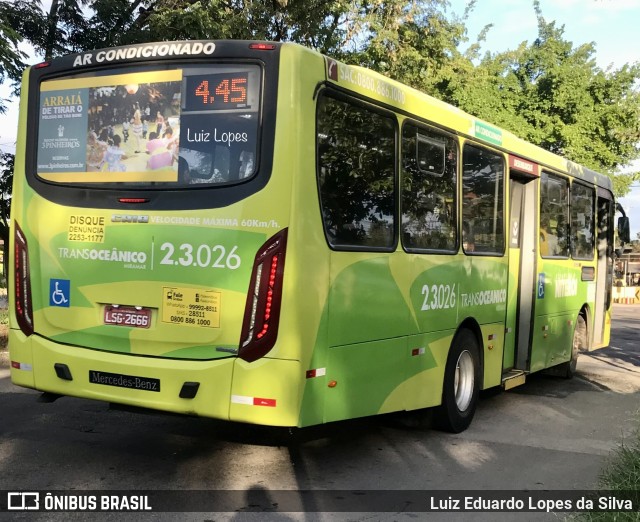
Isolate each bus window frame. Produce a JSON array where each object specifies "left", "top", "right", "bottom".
[
  {"left": 596, "top": 186, "right": 615, "bottom": 258},
  {"left": 400, "top": 118, "right": 459, "bottom": 255},
  {"left": 569, "top": 179, "right": 596, "bottom": 261},
  {"left": 315, "top": 88, "right": 399, "bottom": 253},
  {"left": 23, "top": 49, "right": 280, "bottom": 211},
  {"left": 539, "top": 170, "right": 571, "bottom": 260},
  {"left": 460, "top": 140, "right": 506, "bottom": 257}
]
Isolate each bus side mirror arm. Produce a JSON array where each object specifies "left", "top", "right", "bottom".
[{"left": 617, "top": 215, "right": 631, "bottom": 245}]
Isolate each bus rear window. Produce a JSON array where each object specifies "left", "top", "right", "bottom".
[{"left": 36, "top": 64, "right": 261, "bottom": 187}]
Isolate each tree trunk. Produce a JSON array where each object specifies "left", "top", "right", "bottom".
[{"left": 44, "top": 0, "right": 60, "bottom": 61}]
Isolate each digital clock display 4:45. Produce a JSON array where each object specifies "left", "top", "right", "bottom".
[{"left": 184, "top": 72, "right": 251, "bottom": 111}]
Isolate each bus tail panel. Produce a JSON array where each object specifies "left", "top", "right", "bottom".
[
  {"left": 9, "top": 329, "right": 235, "bottom": 418},
  {"left": 17, "top": 195, "right": 276, "bottom": 361}
]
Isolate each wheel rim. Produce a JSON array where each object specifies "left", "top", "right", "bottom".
[{"left": 454, "top": 349, "right": 475, "bottom": 412}]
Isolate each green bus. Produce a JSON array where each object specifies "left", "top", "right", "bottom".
[{"left": 9, "top": 40, "right": 626, "bottom": 432}]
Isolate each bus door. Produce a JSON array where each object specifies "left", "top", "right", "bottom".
[
  {"left": 592, "top": 190, "right": 614, "bottom": 347},
  {"left": 503, "top": 160, "right": 539, "bottom": 380}
]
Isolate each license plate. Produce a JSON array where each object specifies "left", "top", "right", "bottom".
[{"left": 104, "top": 305, "right": 151, "bottom": 328}]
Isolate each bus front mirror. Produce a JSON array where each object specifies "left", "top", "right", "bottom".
[{"left": 617, "top": 216, "right": 631, "bottom": 244}]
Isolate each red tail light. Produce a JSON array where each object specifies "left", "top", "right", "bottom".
[
  {"left": 14, "top": 222, "right": 34, "bottom": 336},
  {"left": 118, "top": 198, "right": 149, "bottom": 204},
  {"left": 238, "top": 229, "right": 288, "bottom": 362}
]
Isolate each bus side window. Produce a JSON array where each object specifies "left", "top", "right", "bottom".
[
  {"left": 570, "top": 182, "right": 595, "bottom": 260},
  {"left": 316, "top": 94, "right": 396, "bottom": 250},
  {"left": 401, "top": 123, "right": 457, "bottom": 252},
  {"left": 462, "top": 145, "right": 505, "bottom": 255},
  {"left": 540, "top": 172, "right": 570, "bottom": 258}
]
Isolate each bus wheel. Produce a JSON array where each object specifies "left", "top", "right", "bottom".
[
  {"left": 435, "top": 330, "right": 480, "bottom": 433},
  {"left": 561, "top": 314, "right": 587, "bottom": 379}
]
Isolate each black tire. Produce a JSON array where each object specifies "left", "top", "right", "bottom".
[
  {"left": 434, "top": 329, "right": 480, "bottom": 433},
  {"left": 560, "top": 314, "right": 587, "bottom": 379}
]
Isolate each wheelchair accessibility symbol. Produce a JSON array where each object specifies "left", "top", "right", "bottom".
[
  {"left": 537, "top": 273, "right": 545, "bottom": 299},
  {"left": 50, "top": 279, "right": 70, "bottom": 307}
]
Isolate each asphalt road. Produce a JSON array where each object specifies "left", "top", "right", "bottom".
[{"left": 0, "top": 305, "right": 639, "bottom": 521}]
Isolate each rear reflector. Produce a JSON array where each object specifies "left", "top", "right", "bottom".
[
  {"left": 231, "top": 395, "right": 277, "bottom": 407},
  {"left": 306, "top": 368, "right": 326, "bottom": 379},
  {"left": 11, "top": 361, "right": 33, "bottom": 371}
]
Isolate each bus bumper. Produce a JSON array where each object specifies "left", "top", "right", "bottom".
[
  {"left": 9, "top": 330, "right": 302, "bottom": 426},
  {"left": 9, "top": 329, "right": 234, "bottom": 418}
]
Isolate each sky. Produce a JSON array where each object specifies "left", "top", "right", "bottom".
[{"left": 0, "top": 0, "right": 639, "bottom": 236}]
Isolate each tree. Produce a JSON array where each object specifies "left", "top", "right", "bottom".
[
  {"left": 0, "top": 0, "right": 29, "bottom": 110},
  {"left": 2, "top": 0, "right": 89, "bottom": 60},
  {"left": 65, "top": 0, "right": 357, "bottom": 56},
  {"left": 318, "top": 0, "right": 640, "bottom": 197},
  {"left": 349, "top": 0, "right": 469, "bottom": 96},
  {"left": 0, "top": 151, "right": 11, "bottom": 229},
  {"left": 443, "top": 0, "right": 640, "bottom": 196},
  {"left": 0, "top": 151, "right": 12, "bottom": 279}
]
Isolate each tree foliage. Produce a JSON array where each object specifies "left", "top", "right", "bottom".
[
  {"left": 0, "top": 1, "right": 30, "bottom": 108},
  {"left": 351, "top": 0, "right": 469, "bottom": 97},
  {"left": 1, "top": 0, "right": 89, "bottom": 61},
  {"left": 438, "top": 1, "right": 640, "bottom": 193},
  {"left": 53, "top": 0, "right": 360, "bottom": 56},
  {"left": 0, "top": 151, "right": 13, "bottom": 275},
  {"left": 0, "top": 151, "right": 12, "bottom": 231}
]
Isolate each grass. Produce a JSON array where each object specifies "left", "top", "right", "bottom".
[
  {"left": 576, "top": 422, "right": 640, "bottom": 522},
  {"left": 599, "top": 431, "right": 640, "bottom": 491}
]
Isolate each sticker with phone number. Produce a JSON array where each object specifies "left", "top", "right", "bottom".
[{"left": 161, "top": 286, "right": 220, "bottom": 328}]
